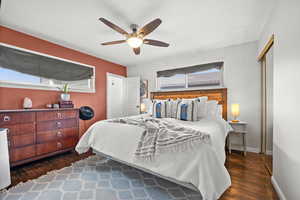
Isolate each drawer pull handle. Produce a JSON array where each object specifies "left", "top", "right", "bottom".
[
  {"left": 3, "top": 116, "right": 10, "bottom": 122},
  {"left": 57, "top": 113, "right": 62, "bottom": 119},
  {"left": 57, "top": 142, "right": 62, "bottom": 149},
  {"left": 56, "top": 122, "right": 62, "bottom": 128},
  {"left": 57, "top": 131, "right": 62, "bottom": 137}
]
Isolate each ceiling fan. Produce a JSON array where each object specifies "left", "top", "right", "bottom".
[{"left": 99, "top": 18, "right": 169, "bottom": 55}]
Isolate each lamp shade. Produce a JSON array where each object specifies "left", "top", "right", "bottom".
[
  {"left": 231, "top": 104, "right": 240, "bottom": 118},
  {"left": 141, "top": 99, "right": 152, "bottom": 114},
  {"left": 140, "top": 103, "right": 146, "bottom": 113}
]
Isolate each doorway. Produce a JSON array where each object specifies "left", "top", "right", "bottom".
[
  {"left": 259, "top": 35, "right": 274, "bottom": 175},
  {"left": 106, "top": 73, "right": 141, "bottom": 119},
  {"left": 107, "top": 73, "right": 125, "bottom": 119}
]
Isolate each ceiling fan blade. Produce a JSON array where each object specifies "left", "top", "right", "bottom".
[
  {"left": 144, "top": 39, "right": 169, "bottom": 47},
  {"left": 138, "top": 18, "right": 162, "bottom": 36},
  {"left": 99, "top": 18, "right": 128, "bottom": 35},
  {"left": 133, "top": 47, "right": 140, "bottom": 55},
  {"left": 101, "top": 40, "right": 126, "bottom": 45}
]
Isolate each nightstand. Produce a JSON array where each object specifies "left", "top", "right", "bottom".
[{"left": 227, "top": 121, "right": 248, "bottom": 156}]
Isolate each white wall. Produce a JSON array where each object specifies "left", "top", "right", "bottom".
[
  {"left": 128, "top": 41, "right": 261, "bottom": 151},
  {"left": 258, "top": 1, "right": 300, "bottom": 199}
]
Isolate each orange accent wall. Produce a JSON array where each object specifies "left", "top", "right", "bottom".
[{"left": 0, "top": 26, "right": 127, "bottom": 135}]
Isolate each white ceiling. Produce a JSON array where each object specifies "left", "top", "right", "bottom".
[{"left": 0, "top": 0, "right": 273, "bottom": 67}]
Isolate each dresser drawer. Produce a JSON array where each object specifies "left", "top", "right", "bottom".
[
  {"left": 36, "top": 118, "right": 78, "bottom": 132},
  {"left": 230, "top": 123, "right": 247, "bottom": 133},
  {"left": 10, "top": 145, "right": 36, "bottom": 163},
  {"left": 0, "top": 112, "right": 35, "bottom": 126},
  {"left": 9, "top": 134, "right": 35, "bottom": 148},
  {"left": 4, "top": 123, "right": 35, "bottom": 136},
  {"left": 36, "top": 141, "right": 59, "bottom": 155},
  {"left": 37, "top": 127, "right": 79, "bottom": 143},
  {"left": 36, "top": 137, "right": 77, "bottom": 155},
  {"left": 36, "top": 110, "right": 78, "bottom": 122}
]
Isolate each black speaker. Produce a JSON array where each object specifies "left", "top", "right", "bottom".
[{"left": 79, "top": 106, "right": 94, "bottom": 120}]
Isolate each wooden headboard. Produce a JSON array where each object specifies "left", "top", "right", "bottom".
[{"left": 150, "top": 88, "right": 227, "bottom": 120}]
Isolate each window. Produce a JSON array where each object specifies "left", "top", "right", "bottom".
[
  {"left": 157, "top": 62, "right": 223, "bottom": 90},
  {"left": 187, "top": 68, "right": 221, "bottom": 87},
  {"left": 0, "top": 44, "right": 95, "bottom": 93},
  {"left": 158, "top": 74, "right": 186, "bottom": 89}
]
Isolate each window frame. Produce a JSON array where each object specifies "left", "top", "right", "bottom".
[
  {"left": 156, "top": 64, "right": 224, "bottom": 91},
  {"left": 0, "top": 43, "right": 96, "bottom": 93}
]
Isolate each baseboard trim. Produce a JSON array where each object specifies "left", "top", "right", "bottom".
[
  {"left": 271, "top": 176, "right": 286, "bottom": 200},
  {"left": 230, "top": 145, "right": 273, "bottom": 155},
  {"left": 230, "top": 146, "right": 260, "bottom": 153},
  {"left": 266, "top": 150, "right": 273, "bottom": 155}
]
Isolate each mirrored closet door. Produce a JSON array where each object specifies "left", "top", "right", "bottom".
[{"left": 260, "top": 35, "right": 274, "bottom": 175}]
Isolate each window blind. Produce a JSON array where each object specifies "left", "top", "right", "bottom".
[
  {"left": 0, "top": 45, "right": 94, "bottom": 81},
  {"left": 157, "top": 62, "right": 223, "bottom": 78}
]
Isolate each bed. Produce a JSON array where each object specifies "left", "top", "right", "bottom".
[{"left": 76, "top": 88, "right": 232, "bottom": 200}]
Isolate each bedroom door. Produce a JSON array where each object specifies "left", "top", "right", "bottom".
[
  {"left": 125, "top": 77, "right": 140, "bottom": 116},
  {"left": 107, "top": 73, "right": 125, "bottom": 119}
]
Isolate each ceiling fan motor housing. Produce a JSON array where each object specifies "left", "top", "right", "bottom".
[{"left": 130, "top": 24, "right": 139, "bottom": 32}]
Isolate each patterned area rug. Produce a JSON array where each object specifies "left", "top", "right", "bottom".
[{"left": 0, "top": 156, "right": 202, "bottom": 200}]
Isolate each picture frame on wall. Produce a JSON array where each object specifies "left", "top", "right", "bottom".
[{"left": 140, "top": 80, "right": 148, "bottom": 99}]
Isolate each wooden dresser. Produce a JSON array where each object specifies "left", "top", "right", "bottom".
[{"left": 0, "top": 108, "right": 79, "bottom": 167}]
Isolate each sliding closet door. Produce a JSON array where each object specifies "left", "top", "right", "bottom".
[
  {"left": 259, "top": 35, "right": 274, "bottom": 175},
  {"left": 265, "top": 46, "right": 274, "bottom": 174}
]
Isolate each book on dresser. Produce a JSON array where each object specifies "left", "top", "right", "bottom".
[
  {"left": 59, "top": 101, "right": 74, "bottom": 108},
  {"left": 0, "top": 108, "right": 79, "bottom": 167}
]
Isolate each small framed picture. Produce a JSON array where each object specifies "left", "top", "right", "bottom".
[{"left": 140, "top": 80, "right": 148, "bottom": 98}]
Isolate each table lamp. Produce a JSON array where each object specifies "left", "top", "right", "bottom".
[
  {"left": 231, "top": 104, "right": 240, "bottom": 122},
  {"left": 140, "top": 103, "right": 146, "bottom": 113}
]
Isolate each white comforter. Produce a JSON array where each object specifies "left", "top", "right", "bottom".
[{"left": 76, "top": 115, "right": 232, "bottom": 200}]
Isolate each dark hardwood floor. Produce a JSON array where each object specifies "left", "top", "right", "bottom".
[
  {"left": 10, "top": 151, "right": 92, "bottom": 188},
  {"left": 221, "top": 151, "right": 278, "bottom": 200},
  {"left": 10, "top": 150, "right": 278, "bottom": 200}
]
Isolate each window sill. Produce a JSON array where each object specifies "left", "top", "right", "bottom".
[{"left": 0, "top": 80, "right": 96, "bottom": 93}]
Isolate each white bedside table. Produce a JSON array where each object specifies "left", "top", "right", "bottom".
[{"left": 227, "top": 121, "right": 248, "bottom": 156}]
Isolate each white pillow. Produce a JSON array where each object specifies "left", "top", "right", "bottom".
[
  {"left": 206, "top": 100, "right": 218, "bottom": 119},
  {"left": 196, "top": 96, "right": 208, "bottom": 120},
  {"left": 181, "top": 98, "right": 195, "bottom": 102},
  {"left": 217, "top": 105, "right": 223, "bottom": 119},
  {"left": 197, "top": 96, "right": 208, "bottom": 102}
]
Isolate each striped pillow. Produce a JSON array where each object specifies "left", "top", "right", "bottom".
[
  {"left": 165, "top": 99, "right": 181, "bottom": 118},
  {"left": 165, "top": 99, "right": 172, "bottom": 118},
  {"left": 152, "top": 100, "right": 166, "bottom": 118},
  {"left": 176, "top": 100, "right": 197, "bottom": 121}
]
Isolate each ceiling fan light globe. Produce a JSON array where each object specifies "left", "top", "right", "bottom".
[{"left": 127, "top": 37, "right": 143, "bottom": 48}]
